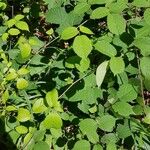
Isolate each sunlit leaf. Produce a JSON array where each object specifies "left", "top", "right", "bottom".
[
  {"left": 17, "top": 108, "right": 31, "bottom": 122},
  {"left": 96, "top": 61, "right": 109, "bottom": 87}
]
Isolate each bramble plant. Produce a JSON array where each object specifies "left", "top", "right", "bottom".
[{"left": 0, "top": 0, "right": 150, "bottom": 149}]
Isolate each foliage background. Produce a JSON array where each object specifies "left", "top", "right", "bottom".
[{"left": 0, "top": 0, "right": 150, "bottom": 149}]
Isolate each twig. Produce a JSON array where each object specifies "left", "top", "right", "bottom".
[
  {"left": 136, "top": 49, "right": 145, "bottom": 103},
  {"left": 24, "top": 36, "right": 60, "bottom": 68},
  {"left": 58, "top": 71, "right": 93, "bottom": 99}
]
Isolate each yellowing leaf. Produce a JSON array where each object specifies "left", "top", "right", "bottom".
[
  {"left": 15, "top": 21, "right": 29, "bottom": 31},
  {"left": 19, "top": 43, "right": 31, "bottom": 58},
  {"left": 17, "top": 108, "right": 31, "bottom": 122},
  {"left": 14, "top": 14, "right": 24, "bottom": 21},
  {"left": 46, "top": 28, "right": 54, "bottom": 35},
  {"left": 17, "top": 68, "right": 29, "bottom": 75},
  {"left": 8, "top": 28, "right": 20, "bottom": 35},
  {"left": 61, "top": 27, "right": 79, "bottom": 40},
  {"left": 42, "top": 113, "right": 62, "bottom": 129},
  {"left": 16, "top": 78, "right": 29, "bottom": 89},
  {"left": 110, "top": 57, "right": 125, "bottom": 75},
  {"left": 2, "top": 89, "right": 9, "bottom": 104},
  {"left": 6, "top": 105, "right": 17, "bottom": 111},
  {"left": 96, "top": 61, "right": 109, "bottom": 88},
  {"left": 6, "top": 19, "right": 16, "bottom": 28},
  {"left": 73, "top": 35, "right": 92, "bottom": 59},
  {"left": 2, "top": 33, "right": 9, "bottom": 41},
  {"left": 79, "top": 26, "right": 94, "bottom": 34},
  {"left": 46, "top": 89, "right": 59, "bottom": 107},
  {"left": 15, "top": 125, "right": 28, "bottom": 134},
  {"left": 33, "top": 98, "right": 47, "bottom": 113},
  {"left": 6, "top": 70, "right": 18, "bottom": 80}
]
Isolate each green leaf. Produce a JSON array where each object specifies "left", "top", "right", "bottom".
[
  {"left": 61, "top": 27, "right": 79, "bottom": 40},
  {"left": 117, "top": 84, "right": 137, "bottom": 102},
  {"left": 32, "top": 98, "right": 47, "bottom": 114},
  {"left": 144, "top": 8, "right": 150, "bottom": 25},
  {"left": 132, "top": 0, "right": 150, "bottom": 7},
  {"left": 112, "top": 102, "right": 134, "bottom": 116},
  {"left": 0, "top": 2, "right": 7, "bottom": 10},
  {"left": 116, "top": 124, "right": 131, "bottom": 138},
  {"left": 143, "top": 113, "right": 150, "bottom": 124},
  {"left": 16, "top": 78, "right": 28, "bottom": 89},
  {"left": 101, "top": 133, "right": 117, "bottom": 144},
  {"left": 97, "top": 115, "right": 116, "bottom": 132},
  {"left": 110, "top": 57, "right": 125, "bottom": 75},
  {"left": 91, "top": 7, "right": 109, "bottom": 19},
  {"left": 73, "top": 35, "right": 92, "bottom": 58},
  {"left": 88, "top": 0, "right": 106, "bottom": 4},
  {"left": 46, "top": 7, "right": 68, "bottom": 24},
  {"left": 107, "top": 14, "right": 126, "bottom": 35},
  {"left": 73, "top": 2, "right": 90, "bottom": 14},
  {"left": 6, "top": 19, "right": 16, "bottom": 28},
  {"left": 14, "top": 14, "right": 24, "bottom": 21},
  {"left": 93, "top": 145, "right": 103, "bottom": 150},
  {"left": 34, "top": 141, "right": 49, "bottom": 150},
  {"left": 15, "top": 125, "right": 28, "bottom": 134},
  {"left": 17, "top": 108, "right": 31, "bottom": 122},
  {"left": 94, "top": 40, "right": 117, "bottom": 57},
  {"left": 73, "top": 140, "right": 90, "bottom": 150},
  {"left": 42, "top": 113, "right": 62, "bottom": 129},
  {"left": 134, "top": 38, "right": 150, "bottom": 56},
  {"left": 8, "top": 28, "right": 20, "bottom": 35},
  {"left": 79, "top": 26, "right": 94, "bottom": 34},
  {"left": 108, "top": 0, "right": 128, "bottom": 14},
  {"left": 15, "top": 21, "right": 29, "bottom": 31},
  {"left": 79, "top": 119, "right": 98, "bottom": 143},
  {"left": 76, "top": 58, "right": 90, "bottom": 72},
  {"left": 46, "top": 89, "right": 59, "bottom": 107},
  {"left": 140, "top": 57, "right": 150, "bottom": 80},
  {"left": 19, "top": 43, "right": 31, "bottom": 58},
  {"left": 106, "top": 142, "right": 117, "bottom": 150},
  {"left": 96, "top": 61, "right": 109, "bottom": 88}
]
